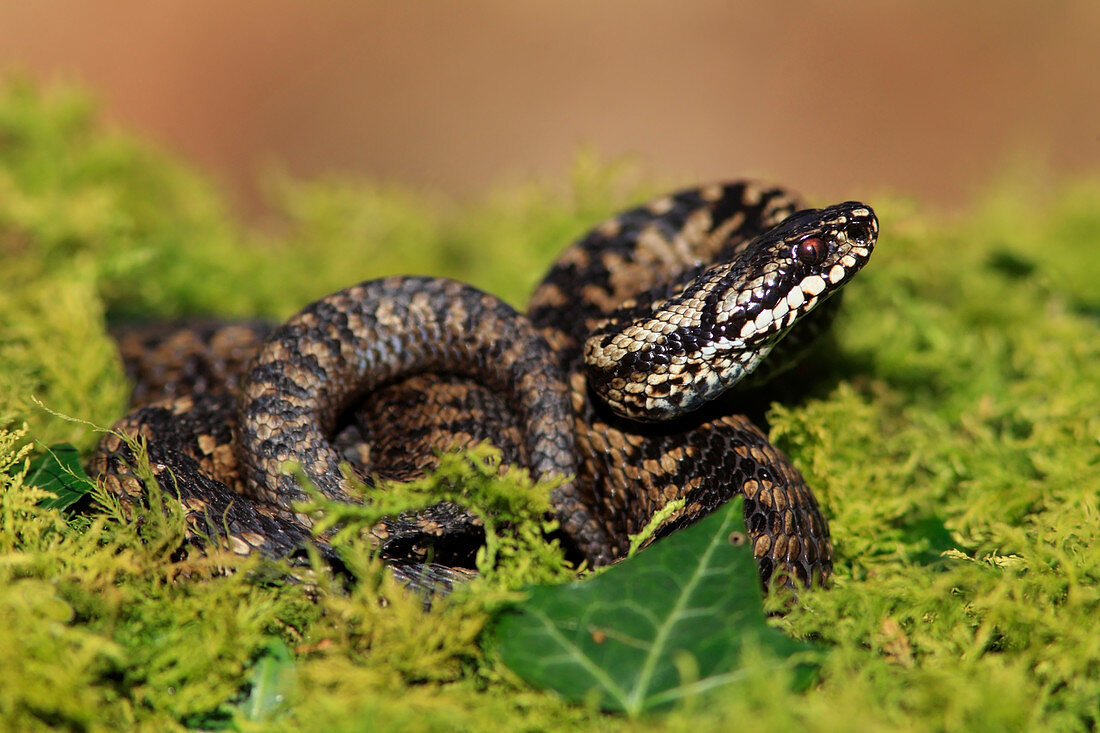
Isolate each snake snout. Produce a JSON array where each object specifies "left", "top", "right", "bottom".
[
  {"left": 801, "top": 202, "right": 878, "bottom": 293},
  {"left": 837, "top": 203, "right": 878, "bottom": 254}
]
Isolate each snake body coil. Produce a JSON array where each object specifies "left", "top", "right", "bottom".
[{"left": 92, "top": 182, "right": 877, "bottom": 588}]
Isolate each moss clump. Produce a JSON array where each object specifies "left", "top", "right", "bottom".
[{"left": 1, "top": 78, "right": 1098, "bottom": 730}]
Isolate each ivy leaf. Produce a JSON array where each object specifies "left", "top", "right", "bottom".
[
  {"left": 26, "top": 443, "right": 95, "bottom": 510},
  {"left": 494, "top": 497, "right": 818, "bottom": 715}
]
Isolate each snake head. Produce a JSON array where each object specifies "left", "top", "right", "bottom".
[
  {"left": 721, "top": 201, "right": 878, "bottom": 346},
  {"left": 584, "top": 201, "right": 878, "bottom": 421}
]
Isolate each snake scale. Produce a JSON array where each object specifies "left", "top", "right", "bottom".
[{"left": 90, "top": 181, "right": 877, "bottom": 590}]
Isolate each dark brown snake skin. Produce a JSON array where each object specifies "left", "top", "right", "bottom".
[{"left": 91, "top": 182, "right": 878, "bottom": 589}]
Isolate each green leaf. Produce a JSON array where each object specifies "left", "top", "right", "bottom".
[
  {"left": 238, "top": 639, "right": 296, "bottom": 722},
  {"left": 494, "top": 497, "right": 818, "bottom": 715},
  {"left": 26, "top": 442, "right": 95, "bottom": 510}
]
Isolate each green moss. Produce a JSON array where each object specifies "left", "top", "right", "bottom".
[{"left": 1, "top": 78, "right": 1098, "bottom": 730}]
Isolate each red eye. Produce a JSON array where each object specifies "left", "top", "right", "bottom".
[{"left": 795, "top": 237, "right": 827, "bottom": 264}]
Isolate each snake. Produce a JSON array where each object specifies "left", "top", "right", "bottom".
[{"left": 89, "top": 181, "right": 877, "bottom": 590}]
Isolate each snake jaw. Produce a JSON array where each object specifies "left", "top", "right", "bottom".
[{"left": 584, "top": 201, "right": 877, "bottom": 422}]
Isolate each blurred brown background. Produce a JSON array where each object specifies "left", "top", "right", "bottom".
[{"left": 2, "top": 1, "right": 1098, "bottom": 216}]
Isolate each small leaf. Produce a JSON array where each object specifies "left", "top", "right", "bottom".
[
  {"left": 26, "top": 443, "right": 95, "bottom": 510},
  {"left": 239, "top": 639, "right": 296, "bottom": 722},
  {"left": 494, "top": 497, "right": 817, "bottom": 715}
]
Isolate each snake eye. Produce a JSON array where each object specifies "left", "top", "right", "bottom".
[{"left": 794, "top": 237, "right": 828, "bottom": 265}]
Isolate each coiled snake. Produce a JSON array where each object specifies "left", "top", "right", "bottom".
[{"left": 91, "top": 182, "right": 877, "bottom": 589}]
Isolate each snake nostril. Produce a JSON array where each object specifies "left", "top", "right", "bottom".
[{"left": 845, "top": 221, "right": 874, "bottom": 246}]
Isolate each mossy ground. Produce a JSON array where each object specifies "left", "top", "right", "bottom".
[{"left": 1, "top": 79, "right": 1098, "bottom": 731}]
